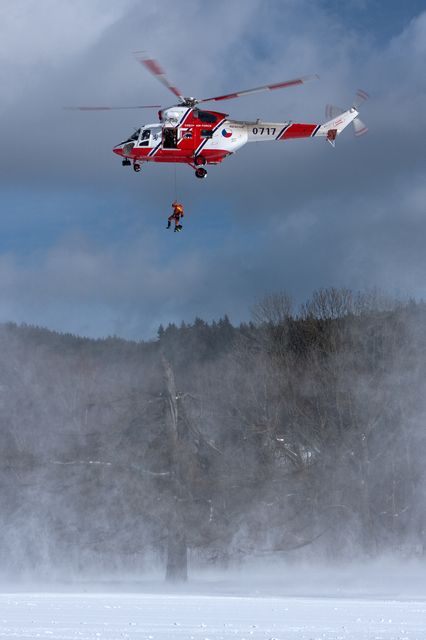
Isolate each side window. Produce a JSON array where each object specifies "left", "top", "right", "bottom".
[
  {"left": 139, "top": 129, "right": 150, "bottom": 146},
  {"left": 201, "top": 129, "right": 213, "bottom": 138},
  {"left": 195, "top": 110, "right": 217, "bottom": 123}
]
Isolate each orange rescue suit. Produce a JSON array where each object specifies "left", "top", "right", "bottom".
[{"left": 168, "top": 202, "right": 184, "bottom": 224}]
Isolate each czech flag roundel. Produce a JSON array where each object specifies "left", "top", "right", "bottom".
[{"left": 221, "top": 129, "right": 232, "bottom": 138}]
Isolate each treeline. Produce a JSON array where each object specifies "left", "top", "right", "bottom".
[{"left": 0, "top": 289, "right": 425, "bottom": 580}]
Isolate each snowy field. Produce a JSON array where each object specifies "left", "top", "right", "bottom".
[{"left": 0, "top": 591, "right": 425, "bottom": 640}]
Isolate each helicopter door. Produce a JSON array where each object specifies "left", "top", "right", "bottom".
[{"left": 163, "top": 127, "right": 178, "bottom": 149}]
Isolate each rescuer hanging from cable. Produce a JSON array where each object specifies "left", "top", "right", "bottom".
[{"left": 167, "top": 200, "right": 184, "bottom": 232}]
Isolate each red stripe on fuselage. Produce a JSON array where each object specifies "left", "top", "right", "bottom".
[
  {"left": 132, "top": 148, "right": 230, "bottom": 164},
  {"left": 279, "top": 123, "right": 317, "bottom": 139}
]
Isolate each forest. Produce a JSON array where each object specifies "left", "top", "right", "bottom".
[{"left": 0, "top": 288, "right": 425, "bottom": 582}]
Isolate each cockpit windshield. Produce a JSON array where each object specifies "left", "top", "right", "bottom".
[{"left": 123, "top": 128, "right": 141, "bottom": 144}]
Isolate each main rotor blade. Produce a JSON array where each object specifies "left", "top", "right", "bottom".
[
  {"left": 134, "top": 52, "right": 184, "bottom": 101},
  {"left": 64, "top": 105, "right": 161, "bottom": 111},
  {"left": 198, "top": 74, "right": 319, "bottom": 104}
]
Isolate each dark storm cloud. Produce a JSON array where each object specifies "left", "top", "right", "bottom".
[{"left": 0, "top": 1, "right": 424, "bottom": 338}]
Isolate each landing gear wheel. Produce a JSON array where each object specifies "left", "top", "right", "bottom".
[
  {"left": 122, "top": 159, "right": 131, "bottom": 167},
  {"left": 133, "top": 163, "right": 141, "bottom": 173},
  {"left": 195, "top": 167, "right": 207, "bottom": 179},
  {"left": 194, "top": 156, "right": 206, "bottom": 166}
]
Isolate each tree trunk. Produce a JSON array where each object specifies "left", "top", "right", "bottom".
[
  {"left": 162, "top": 354, "right": 189, "bottom": 582},
  {"left": 166, "top": 522, "right": 188, "bottom": 582}
]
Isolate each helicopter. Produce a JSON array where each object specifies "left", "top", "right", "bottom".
[{"left": 68, "top": 54, "right": 368, "bottom": 179}]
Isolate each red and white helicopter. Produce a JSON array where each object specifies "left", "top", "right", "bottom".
[{"left": 69, "top": 54, "right": 368, "bottom": 179}]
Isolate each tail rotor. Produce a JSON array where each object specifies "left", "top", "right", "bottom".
[
  {"left": 352, "top": 115, "right": 368, "bottom": 137},
  {"left": 325, "top": 89, "right": 369, "bottom": 138},
  {"left": 352, "top": 89, "right": 369, "bottom": 110}
]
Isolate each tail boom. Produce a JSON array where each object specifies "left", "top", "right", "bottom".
[{"left": 239, "top": 107, "right": 359, "bottom": 144}]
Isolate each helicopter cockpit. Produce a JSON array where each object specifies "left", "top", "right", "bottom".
[
  {"left": 122, "top": 128, "right": 141, "bottom": 144},
  {"left": 120, "top": 126, "right": 162, "bottom": 149}
]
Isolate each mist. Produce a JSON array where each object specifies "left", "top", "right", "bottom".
[{"left": 0, "top": 289, "right": 424, "bottom": 589}]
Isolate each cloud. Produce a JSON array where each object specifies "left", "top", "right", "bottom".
[{"left": 0, "top": 0, "right": 133, "bottom": 112}]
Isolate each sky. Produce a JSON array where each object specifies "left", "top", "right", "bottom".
[{"left": 0, "top": 0, "right": 425, "bottom": 339}]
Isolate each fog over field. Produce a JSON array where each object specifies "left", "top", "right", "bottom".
[
  {"left": 1, "top": 562, "right": 426, "bottom": 639},
  {"left": 1, "top": 289, "right": 425, "bottom": 635},
  {"left": 0, "top": 292, "right": 425, "bottom": 583}
]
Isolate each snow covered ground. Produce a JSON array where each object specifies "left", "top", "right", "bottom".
[{"left": 0, "top": 590, "right": 425, "bottom": 640}]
